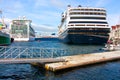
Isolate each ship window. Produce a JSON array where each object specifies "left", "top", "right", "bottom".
[
  {"left": 81, "top": 9, "right": 83, "bottom": 11},
  {"left": 70, "top": 12, "right": 106, "bottom": 16},
  {"left": 70, "top": 17, "right": 105, "bottom": 20},
  {"left": 94, "top": 9, "right": 98, "bottom": 11},
  {"left": 69, "top": 21, "right": 108, "bottom": 24}
]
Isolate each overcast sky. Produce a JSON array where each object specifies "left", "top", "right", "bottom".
[{"left": 0, "top": 0, "right": 120, "bottom": 34}]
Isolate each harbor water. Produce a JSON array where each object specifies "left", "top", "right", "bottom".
[{"left": 0, "top": 40, "right": 120, "bottom": 80}]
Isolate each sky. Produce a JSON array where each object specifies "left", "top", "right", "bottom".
[{"left": 0, "top": 0, "right": 120, "bottom": 35}]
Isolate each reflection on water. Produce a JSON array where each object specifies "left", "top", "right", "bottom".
[
  {"left": 0, "top": 41, "right": 120, "bottom": 80},
  {"left": 10, "top": 41, "right": 104, "bottom": 54},
  {"left": 31, "top": 61, "right": 120, "bottom": 80},
  {"left": 5, "top": 61, "right": 118, "bottom": 80}
]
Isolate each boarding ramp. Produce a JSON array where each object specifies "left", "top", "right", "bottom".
[{"left": 0, "top": 46, "right": 69, "bottom": 64}]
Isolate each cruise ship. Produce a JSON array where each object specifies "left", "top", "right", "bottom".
[
  {"left": 10, "top": 16, "right": 35, "bottom": 41},
  {"left": 58, "top": 5, "right": 110, "bottom": 44}
]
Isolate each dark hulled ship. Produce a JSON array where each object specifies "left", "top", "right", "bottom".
[{"left": 58, "top": 5, "right": 110, "bottom": 44}]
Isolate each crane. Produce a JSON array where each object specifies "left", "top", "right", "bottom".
[{"left": 0, "top": 10, "right": 6, "bottom": 29}]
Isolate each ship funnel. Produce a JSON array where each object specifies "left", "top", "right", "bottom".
[
  {"left": 78, "top": 5, "right": 82, "bottom": 7},
  {"left": 67, "top": 5, "right": 71, "bottom": 7}
]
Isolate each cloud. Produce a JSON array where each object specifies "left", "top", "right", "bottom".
[
  {"left": 51, "top": 0, "right": 65, "bottom": 9},
  {"left": 1, "top": 17, "right": 58, "bottom": 33},
  {"left": 14, "top": 1, "right": 23, "bottom": 9},
  {"left": 50, "top": 0, "right": 85, "bottom": 10},
  {"left": 27, "top": 10, "right": 61, "bottom": 24},
  {"left": 0, "top": 17, "right": 11, "bottom": 23},
  {"left": 34, "top": 0, "right": 49, "bottom": 9},
  {"left": 107, "top": 14, "right": 120, "bottom": 26},
  {"left": 95, "top": 0, "right": 112, "bottom": 7},
  {"left": 7, "top": 1, "right": 23, "bottom": 10},
  {"left": 2, "top": 1, "right": 24, "bottom": 15},
  {"left": 32, "top": 23, "right": 58, "bottom": 32},
  {"left": 4, "top": 18, "right": 11, "bottom": 24}
]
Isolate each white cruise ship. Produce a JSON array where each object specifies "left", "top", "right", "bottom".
[
  {"left": 10, "top": 16, "right": 35, "bottom": 41},
  {"left": 58, "top": 5, "right": 110, "bottom": 44}
]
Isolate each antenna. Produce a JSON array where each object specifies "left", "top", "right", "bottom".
[
  {"left": 0, "top": 10, "right": 6, "bottom": 27},
  {"left": 0, "top": 10, "right": 2, "bottom": 14},
  {"left": 0, "top": 10, "right": 2, "bottom": 19},
  {"left": 18, "top": 16, "right": 21, "bottom": 20},
  {"left": 118, "top": 16, "right": 120, "bottom": 25},
  {"left": 23, "top": 16, "right": 26, "bottom": 20}
]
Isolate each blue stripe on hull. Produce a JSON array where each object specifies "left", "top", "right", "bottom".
[
  {"left": 70, "top": 34, "right": 108, "bottom": 44},
  {"left": 59, "top": 28, "right": 110, "bottom": 45},
  {"left": 59, "top": 34, "right": 108, "bottom": 44}
]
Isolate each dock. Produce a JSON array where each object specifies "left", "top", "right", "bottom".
[
  {"left": 0, "top": 46, "right": 120, "bottom": 72},
  {"left": 44, "top": 50, "right": 120, "bottom": 72},
  {"left": 0, "top": 58, "right": 65, "bottom": 64}
]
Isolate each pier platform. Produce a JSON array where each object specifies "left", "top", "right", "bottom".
[
  {"left": 44, "top": 50, "right": 120, "bottom": 72},
  {"left": 0, "top": 58, "right": 65, "bottom": 64}
]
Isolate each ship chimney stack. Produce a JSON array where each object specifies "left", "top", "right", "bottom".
[
  {"left": 67, "top": 5, "right": 71, "bottom": 7},
  {"left": 78, "top": 5, "right": 82, "bottom": 7}
]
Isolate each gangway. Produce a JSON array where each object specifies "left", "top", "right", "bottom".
[{"left": 0, "top": 46, "right": 67, "bottom": 64}]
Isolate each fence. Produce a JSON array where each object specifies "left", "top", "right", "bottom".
[{"left": 0, "top": 46, "right": 73, "bottom": 59}]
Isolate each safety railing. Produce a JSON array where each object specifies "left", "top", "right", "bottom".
[{"left": 0, "top": 46, "right": 73, "bottom": 59}]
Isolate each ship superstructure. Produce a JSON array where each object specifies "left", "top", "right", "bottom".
[
  {"left": 10, "top": 16, "right": 35, "bottom": 41},
  {"left": 58, "top": 5, "right": 110, "bottom": 44}
]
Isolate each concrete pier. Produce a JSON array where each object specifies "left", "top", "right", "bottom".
[
  {"left": 0, "top": 58, "right": 65, "bottom": 64},
  {"left": 44, "top": 50, "right": 120, "bottom": 72}
]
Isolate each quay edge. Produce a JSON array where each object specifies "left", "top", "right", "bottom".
[{"left": 44, "top": 50, "right": 120, "bottom": 72}]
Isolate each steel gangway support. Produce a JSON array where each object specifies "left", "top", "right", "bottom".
[{"left": 0, "top": 46, "right": 72, "bottom": 64}]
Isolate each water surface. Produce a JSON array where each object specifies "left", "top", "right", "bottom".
[{"left": 0, "top": 41, "right": 119, "bottom": 80}]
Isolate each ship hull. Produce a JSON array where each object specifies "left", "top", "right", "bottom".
[
  {"left": 0, "top": 36, "right": 11, "bottom": 46},
  {"left": 10, "top": 17, "right": 35, "bottom": 42},
  {"left": 14, "top": 37, "right": 35, "bottom": 42},
  {"left": 59, "top": 28, "right": 110, "bottom": 45}
]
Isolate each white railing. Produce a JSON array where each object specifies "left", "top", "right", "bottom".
[{"left": 0, "top": 46, "right": 71, "bottom": 59}]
